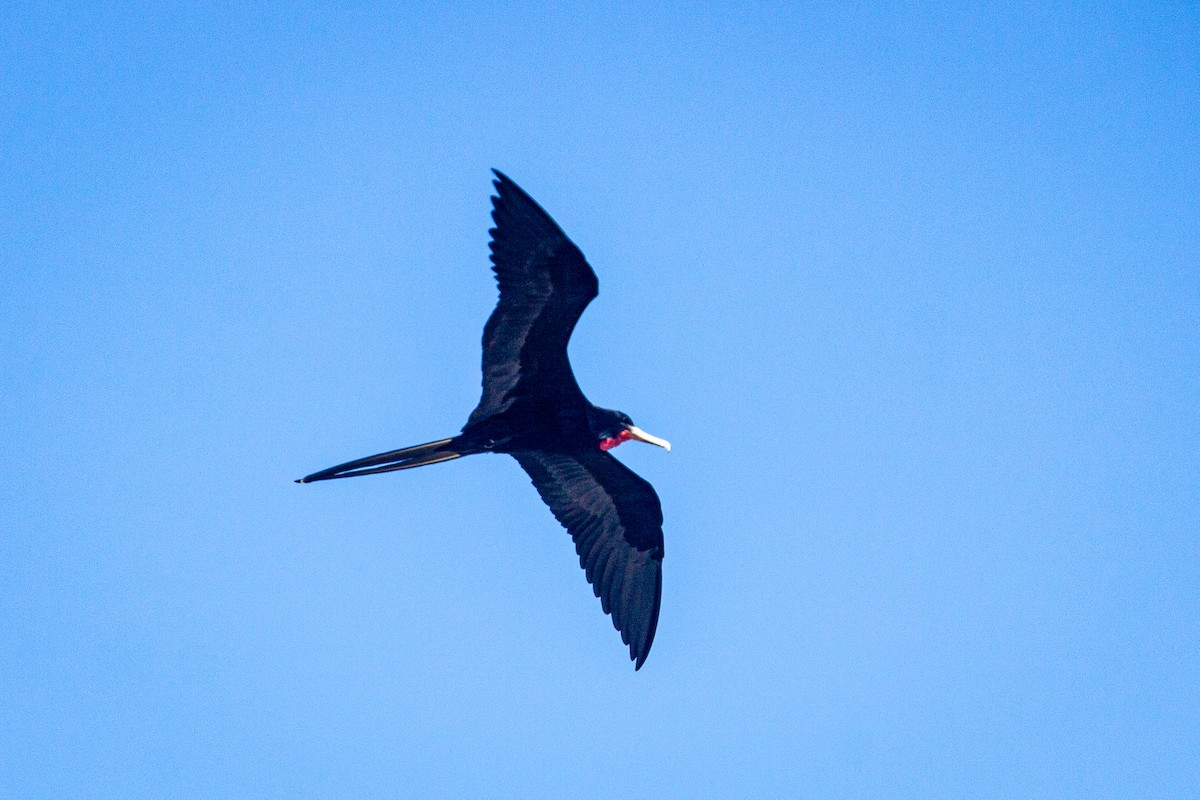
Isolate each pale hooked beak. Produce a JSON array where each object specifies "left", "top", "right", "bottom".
[{"left": 627, "top": 425, "right": 672, "bottom": 452}]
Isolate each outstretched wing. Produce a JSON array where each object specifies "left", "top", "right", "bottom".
[
  {"left": 466, "top": 170, "right": 599, "bottom": 427},
  {"left": 510, "top": 449, "right": 664, "bottom": 669}
]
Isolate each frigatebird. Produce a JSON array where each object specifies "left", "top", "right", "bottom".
[{"left": 298, "top": 171, "right": 671, "bottom": 669}]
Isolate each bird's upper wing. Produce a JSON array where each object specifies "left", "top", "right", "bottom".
[
  {"left": 510, "top": 449, "right": 664, "bottom": 669},
  {"left": 466, "top": 171, "right": 599, "bottom": 427}
]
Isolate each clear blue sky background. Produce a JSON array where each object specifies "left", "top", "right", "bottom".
[{"left": 2, "top": 3, "right": 1197, "bottom": 797}]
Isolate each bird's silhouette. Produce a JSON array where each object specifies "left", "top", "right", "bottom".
[{"left": 298, "top": 170, "right": 671, "bottom": 669}]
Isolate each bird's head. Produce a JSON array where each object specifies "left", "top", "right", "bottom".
[{"left": 589, "top": 407, "right": 671, "bottom": 453}]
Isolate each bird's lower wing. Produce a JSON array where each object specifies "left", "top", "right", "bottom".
[{"left": 510, "top": 449, "right": 664, "bottom": 669}]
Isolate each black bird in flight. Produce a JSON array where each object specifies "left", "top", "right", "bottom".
[{"left": 298, "top": 171, "right": 671, "bottom": 669}]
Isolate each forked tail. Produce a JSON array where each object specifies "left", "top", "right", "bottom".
[{"left": 296, "top": 436, "right": 472, "bottom": 483}]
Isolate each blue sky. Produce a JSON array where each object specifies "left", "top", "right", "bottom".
[{"left": 2, "top": 3, "right": 1197, "bottom": 797}]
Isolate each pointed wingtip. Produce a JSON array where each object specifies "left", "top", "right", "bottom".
[
  {"left": 490, "top": 169, "right": 508, "bottom": 206},
  {"left": 633, "top": 637, "right": 652, "bottom": 670},
  {"left": 491, "top": 168, "right": 510, "bottom": 191}
]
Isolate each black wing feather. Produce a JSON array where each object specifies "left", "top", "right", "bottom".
[
  {"left": 467, "top": 171, "right": 599, "bottom": 427},
  {"left": 511, "top": 449, "right": 664, "bottom": 669}
]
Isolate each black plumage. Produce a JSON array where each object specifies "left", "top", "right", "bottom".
[{"left": 298, "top": 171, "right": 671, "bottom": 669}]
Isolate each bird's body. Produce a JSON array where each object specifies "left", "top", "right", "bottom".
[{"left": 298, "top": 171, "right": 671, "bottom": 669}]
